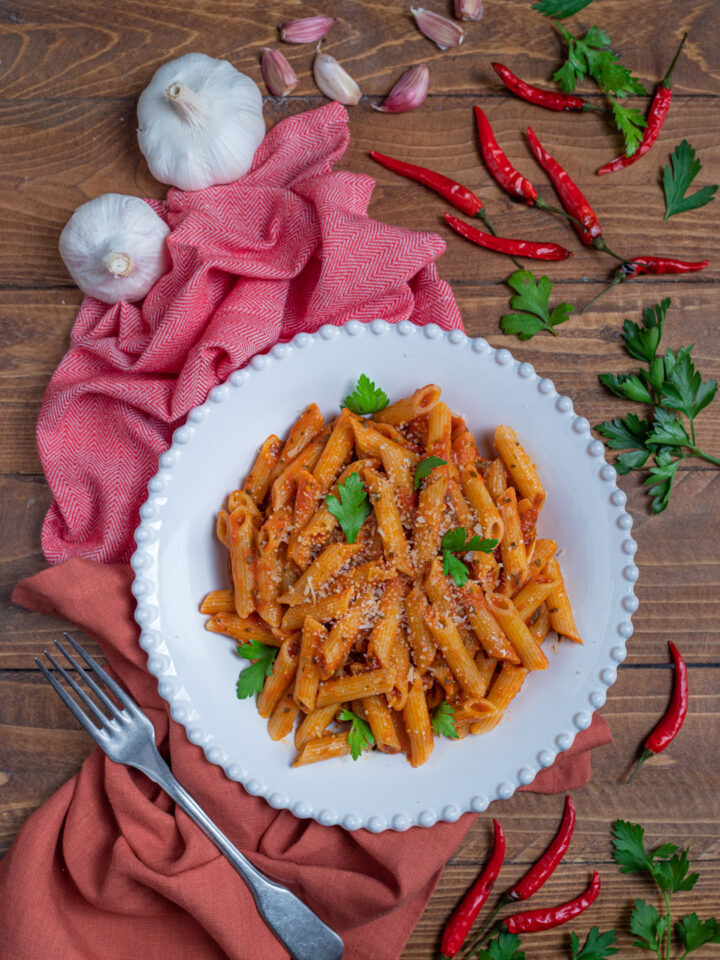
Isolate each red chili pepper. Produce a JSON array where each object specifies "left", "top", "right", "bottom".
[
  {"left": 598, "top": 34, "right": 687, "bottom": 175},
  {"left": 503, "top": 871, "right": 601, "bottom": 934},
  {"left": 474, "top": 107, "right": 538, "bottom": 205},
  {"left": 440, "top": 819, "right": 505, "bottom": 959},
  {"left": 620, "top": 255, "right": 710, "bottom": 278},
  {"left": 628, "top": 641, "right": 688, "bottom": 785},
  {"left": 368, "top": 150, "right": 485, "bottom": 219},
  {"left": 444, "top": 214, "right": 573, "bottom": 261},
  {"left": 492, "top": 63, "right": 603, "bottom": 113},
  {"left": 507, "top": 795, "right": 576, "bottom": 901}
]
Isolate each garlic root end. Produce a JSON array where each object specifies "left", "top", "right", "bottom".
[{"left": 104, "top": 251, "right": 134, "bottom": 277}]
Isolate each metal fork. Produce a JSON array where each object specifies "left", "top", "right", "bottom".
[{"left": 36, "top": 634, "right": 344, "bottom": 960}]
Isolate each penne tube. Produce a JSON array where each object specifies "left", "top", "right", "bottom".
[
  {"left": 403, "top": 677, "right": 434, "bottom": 767},
  {"left": 286, "top": 469, "right": 322, "bottom": 562},
  {"left": 474, "top": 653, "right": 499, "bottom": 696},
  {"left": 352, "top": 420, "right": 418, "bottom": 516},
  {"left": 471, "top": 662, "right": 529, "bottom": 735},
  {"left": 450, "top": 415, "right": 467, "bottom": 445},
  {"left": 295, "top": 704, "right": 339, "bottom": 750},
  {"left": 461, "top": 580, "right": 518, "bottom": 663},
  {"left": 280, "top": 586, "right": 354, "bottom": 631},
  {"left": 447, "top": 476, "right": 476, "bottom": 530},
  {"left": 271, "top": 426, "right": 331, "bottom": 511},
  {"left": 494, "top": 425, "right": 545, "bottom": 509},
  {"left": 512, "top": 576, "right": 558, "bottom": 623},
  {"left": 243, "top": 435, "right": 283, "bottom": 506},
  {"left": 257, "top": 635, "right": 300, "bottom": 718},
  {"left": 293, "top": 733, "right": 352, "bottom": 766},
  {"left": 428, "top": 653, "right": 461, "bottom": 702},
  {"left": 447, "top": 478, "right": 500, "bottom": 590},
  {"left": 414, "top": 469, "right": 449, "bottom": 569},
  {"left": 457, "top": 458, "right": 504, "bottom": 542},
  {"left": 386, "top": 635, "right": 411, "bottom": 711},
  {"left": 313, "top": 407, "right": 357, "bottom": 494},
  {"left": 497, "top": 487, "right": 528, "bottom": 593},
  {"left": 372, "top": 383, "right": 441, "bottom": 426},
  {"left": 270, "top": 403, "right": 324, "bottom": 484},
  {"left": 228, "top": 489, "right": 263, "bottom": 522},
  {"left": 544, "top": 558, "right": 582, "bottom": 643},
  {"left": 524, "top": 538, "right": 557, "bottom": 586},
  {"left": 427, "top": 401, "right": 452, "bottom": 462},
  {"left": 486, "top": 458, "right": 509, "bottom": 504},
  {"left": 518, "top": 497, "right": 538, "bottom": 556},
  {"left": 267, "top": 689, "right": 301, "bottom": 741},
  {"left": 404, "top": 584, "right": 437, "bottom": 675},
  {"left": 391, "top": 706, "right": 412, "bottom": 755},
  {"left": 528, "top": 602, "right": 551, "bottom": 645},
  {"left": 315, "top": 668, "right": 393, "bottom": 707},
  {"left": 424, "top": 556, "right": 456, "bottom": 610},
  {"left": 294, "top": 617, "right": 326, "bottom": 713},
  {"left": 200, "top": 589, "right": 234, "bottom": 614},
  {"left": 486, "top": 594, "right": 549, "bottom": 670},
  {"left": 363, "top": 467, "right": 415, "bottom": 576},
  {"left": 362, "top": 694, "right": 401, "bottom": 753},
  {"left": 424, "top": 606, "right": 496, "bottom": 698},
  {"left": 205, "top": 612, "right": 281, "bottom": 647},
  {"left": 318, "top": 592, "right": 374, "bottom": 679},
  {"left": 228, "top": 505, "right": 258, "bottom": 618},
  {"left": 255, "top": 506, "right": 293, "bottom": 627},
  {"left": 335, "top": 558, "right": 396, "bottom": 594},
  {"left": 372, "top": 422, "right": 423, "bottom": 453},
  {"left": 278, "top": 541, "right": 362, "bottom": 606},
  {"left": 367, "top": 578, "right": 405, "bottom": 665},
  {"left": 453, "top": 696, "right": 499, "bottom": 725},
  {"left": 216, "top": 509, "right": 229, "bottom": 548}
]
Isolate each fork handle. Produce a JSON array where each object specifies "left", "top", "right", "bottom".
[{"left": 139, "top": 759, "right": 344, "bottom": 960}]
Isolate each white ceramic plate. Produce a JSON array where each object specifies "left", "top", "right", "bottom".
[{"left": 131, "top": 320, "right": 637, "bottom": 833}]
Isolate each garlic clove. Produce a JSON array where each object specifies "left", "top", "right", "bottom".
[
  {"left": 59, "top": 194, "right": 171, "bottom": 305},
  {"left": 313, "top": 49, "right": 362, "bottom": 106},
  {"left": 261, "top": 48, "right": 299, "bottom": 97},
  {"left": 280, "top": 15, "right": 336, "bottom": 44},
  {"left": 454, "top": 0, "right": 484, "bottom": 20},
  {"left": 374, "top": 63, "right": 429, "bottom": 113},
  {"left": 411, "top": 7, "right": 465, "bottom": 50}
]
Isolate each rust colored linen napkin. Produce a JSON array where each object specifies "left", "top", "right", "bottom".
[{"left": 0, "top": 560, "right": 611, "bottom": 959}]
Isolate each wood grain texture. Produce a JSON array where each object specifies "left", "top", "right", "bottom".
[{"left": 0, "top": 0, "right": 718, "bottom": 955}]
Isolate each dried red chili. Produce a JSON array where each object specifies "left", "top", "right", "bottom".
[
  {"left": 368, "top": 151, "right": 485, "bottom": 219},
  {"left": 474, "top": 106, "right": 538, "bottom": 204},
  {"left": 508, "top": 795, "right": 576, "bottom": 901},
  {"left": 440, "top": 819, "right": 506, "bottom": 959},
  {"left": 628, "top": 641, "right": 688, "bottom": 785},
  {"left": 598, "top": 34, "right": 688, "bottom": 175},
  {"left": 580, "top": 256, "right": 710, "bottom": 313},
  {"left": 502, "top": 870, "right": 601, "bottom": 933},
  {"left": 444, "top": 214, "right": 573, "bottom": 261},
  {"left": 492, "top": 63, "right": 603, "bottom": 113}
]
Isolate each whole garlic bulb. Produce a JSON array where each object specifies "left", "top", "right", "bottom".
[
  {"left": 59, "top": 194, "right": 171, "bottom": 304},
  {"left": 137, "top": 52, "right": 265, "bottom": 191}
]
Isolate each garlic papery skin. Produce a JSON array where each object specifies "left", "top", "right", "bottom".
[
  {"left": 261, "top": 48, "right": 299, "bottom": 97},
  {"left": 280, "top": 15, "right": 336, "bottom": 44},
  {"left": 411, "top": 8, "right": 464, "bottom": 49},
  {"left": 313, "top": 48, "right": 362, "bottom": 105},
  {"left": 59, "top": 194, "right": 170, "bottom": 304},
  {"left": 374, "top": 64, "right": 429, "bottom": 113},
  {"left": 137, "top": 52, "right": 265, "bottom": 191},
  {"left": 455, "top": 0, "right": 484, "bottom": 20}
]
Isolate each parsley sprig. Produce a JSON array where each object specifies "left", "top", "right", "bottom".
[
  {"left": 596, "top": 299, "right": 719, "bottom": 514},
  {"left": 343, "top": 374, "right": 389, "bottom": 415},
  {"left": 235, "top": 641, "right": 277, "bottom": 699},
  {"left": 612, "top": 820, "right": 718, "bottom": 958},
  {"left": 478, "top": 928, "right": 617, "bottom": 960},
  {"left": 500, "top": 269, "right": 574, "bottom": 341},
  {"left": 337, "top": 708, "right": 375, "bottom": 760},
  {"left": 326, "top": 472, "right": 371, "bottom": 543},
  {"left": 554, "top": 25, "right": 648, "bottom": 156},
  {"left": 663, "top": 140, "right": 718, "bottom": 220},
  {"left": 431, "top": 700, "right": 459, "bottom": 739},
  {"left": 441, "top": 526, "right": 498, "bottom": 587},
  {"left": 414, "top": 456, "right": 448, "bottom": 488},
  {"left": 532, "top": 0, "right": 595, "bottom": 19}
]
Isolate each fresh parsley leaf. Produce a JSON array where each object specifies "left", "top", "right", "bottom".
[
  {"left": 235, "top": 641, "right": 277, "bottom": 699},
  {"left": 476, "top": 931, "right": 525, "bottom": 960},
  {"left": 338, "top": 708, "right": 375, "bottom": 760},
  {"left": 663, "top": 140, "right": 718, "bottom": 220},
  {"left": 622, "top": 299, "right": 670, "bottom": 364},
  {"left": 599, "top": 373, "right": 653, "bottom": 404},
  {"left": 612, "top": 820, "right": 653, "bottom": 874},
  {"left": 414, "top": 456, "right": 447, "bottom": 488},
  {"left": 342, "top": 374, "right": 389, "bottom": 415},
  {"left": 569, "top": 927, "right": 618, "bottom": 960},
  {"left": 630, "top": 899, "right": 667, "bottom": 953},
  {"left": 609, "top": 98, "right": 647, "bottom": 158},
  {"left": 647, "top": 407, "right": 690, "bottom": 447},
  {"left": 661, "top": 347, "right": 718, "bottom": 423},
  {"left": 532, "top": 0, "right": 595, "bottom": 18},
  {"left": 645, "top": 450, "right": 681, "bottom": 514},
  {"left": 443, "top": 551, "right": 473, "bottom": 587},
  {"left": 431, "top": 700, "right": 459, "bottom": 739},
  {"left": 500, "top": 269, "right": 573, "bottom": 340},
  {"left": 325, "top": 472, "right": 371, "bottom": 544},
  {"left": 676, "top": 913, "right": 720, "bottom": 952},
  {"left": 594, "top": 414, "right": 653, "bottom": 473},
  {"left": 653, "top": 847, "right": 699, "bottom": 895},
  {"left": 441, "top": 527, "right": 497, "bottom": 587}
]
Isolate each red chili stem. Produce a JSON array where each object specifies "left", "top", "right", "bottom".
[
  {"left": 507, "top": 795, "right": 576, "bottom": 901},
  {"left": 368, "top": 150, "right": 485, "bottom": 218},
  {"left": 491, "top": 62, "right": 604, "bottom": 113},
  {"left": 579, "top": 274, "right": 623, "bottom": 314},
  {"left": 474, "top": 106, "right": 538, "bottom": 204},
  {"left": 503, "top": 871, "right": 601, "bottom": 934},
  {"left": 440, "top": 819, "right": 506, "bottom": 959},
  {"left": 628, "top": 641, "right": 688, "bottom": 785},
  {"left": 444, "top": 214, "right": 573, "bottom": 261},
  {"left": 459, "top": 894, "right": 512, "bottom": 958}
]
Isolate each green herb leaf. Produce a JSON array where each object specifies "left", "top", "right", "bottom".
[
  {"left": 622, "top": 299, "right": 670, "bottom": 364},
  {"left": 441, "top": 526, "right": 497, "bottom": 587},
  {"left": 343, "top": 373, "right": 389, "bottom": 415},
  {"left": 630, "top": 899, "right": 667, "bottom": 953},
  {"left": 612, "top": 819, "right": 653, "bottom": 874},
  {"left": 660, "top": 347, "right": 718, "bottom": 423},
  {"left": 653, "top": 847, "right": 699, "bottom": 895},
  {"left": 476, "top": 931, "right": 525, "bottom": 960},
  {"left": 500, "top": 269, "right": 573, "bottom": 340},
  {"left": 609, "top": 98, "right": 647, "bottom": 158},
  {"left": 569, "top": 927, "right": 619, "bottom": 960},
  {"left": 431, "top": 700, "right": 459, "bottom": 739},
  {"left": 236, "top": 641, "right": 277, "bottom": 699},
  {"left": 663, "top": 140, "right": 718, "bottom": 220},
  {"left": 599, "top": 373, "right": 654, "bottom": 404},
  {"left": 414, "top": 456, "right": 448, "bottom": 488},
  {"left": 647, "top": 407, "right": 690, "bottom": 447},
  {"left": 645, "top": 450, "right": 680, "bottom": 514},
  {"left": 532, "top": 0, "right": 595, "bottom": 18},
  {"left": 676, "top": 913, "right": 720, "bottom": 952},
  {"left": 325, "top": 472, "right": 372, "bottom": 544},
  {"left": 338, "top": 708, "right": 375, "bottom": 760}
]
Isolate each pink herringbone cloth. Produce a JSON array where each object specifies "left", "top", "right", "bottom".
[{"left": 39, "top": 101, "right": 462, "bottom": 565}]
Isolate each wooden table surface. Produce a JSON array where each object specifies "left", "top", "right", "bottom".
[{"left": 1, "top": 1, "right": 719, "bottom": 956}]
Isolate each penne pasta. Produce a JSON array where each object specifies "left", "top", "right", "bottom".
[
  {"left": 517, "top": 497, "right": 538, "bottom": 556},
  {"left": 458, "top": 582, "right": 520, "bottom": 662},
  {"left": 363, "top": 467, "right": 415, "bottom": 576},
  {"left": 278, "top": 541, "right": 361, "bottom": 606},
  {"left": 471, "top": 662, "right": 529, "bottom": 735},
  {"left": 494, "top": 425, "right": 545, "bottom": 509},
  {"left": 523, "top": 538, "right": 557, "bottom": 587},
  {"left": 255, "top": 506, "right": 293, "bottom": 628},
  {"left": 352, "top": 419, "right": 418, "bottom": 516},
  {"left": 386, "top": 634, "right": 411, "bottom": 711},
  {"left": 497, "top": 487, "right": 527, "bottom": 593},
  {"left": 280, "top": 585, "right": 354, "bottom": 631},
  {"left": 486, "top": 594, "right": 549, "bottom": 671},
  {"left": 456, "top": 447, "right": 504, "bottom": 542},
  {"left": 512, "top": 576, "right": 558, "bottom": 623},
  {"left": 243, "top": 435, "right": 283, "bottom": 505},
  {"left": 294, "top": 617, "right": 325, "bottom": 713},
  {"left": 474, "top": 653, "right": 499, "bottom": 696},
  {"left": 270, "top": 403, "right": 324, "bottom": 484},
  {"left": 228, "top": 489, "right": 263, "bottom": 522},
  {"left": 453, "top": 696, "right": 498, "bottom": 725},
  {"left": 315, "top": 668, "right": 393, "bottom": 707},
  {"left": 205, "top": 612, "right": 281, "bottom": 646},
  {"left": 295, "top": 704, "right": 340, "bottom": 750},
  {"left": 257, "top": 634, "right": 300, "bottom": 718},
  {"left": 427, "top": 401, "right": 452, "bottom": 463},
  {"left": 271, "top": 426, "right": 331, "bottom": 511},
  {"left": 200, "top": 588, "right": 234, "bottom": 614},
  {"left": 372, "top": 422, "right": 423, "bottom": 452},
  {"left": 403, "top": 677, "right": 434, "bottom": 767},
  {"left": 544, "top": 558, "right": 582, "bottom": 643},
  {"left": 228, "top": 504, "right": 258, "bottom": 618},
  {"left": 335, "top": 558, "right": 396, "bottom": 594},
  {"left": 485, "top": 458, "right": 509, "bottom": 504},
  {"left": 414, "top": 468, "right": 449, "bottom": 570},
  {"left": 317, "top": 592, "right": 374, "bottom": 679},
  {"left": 367, "top": 577, "right": 405, "bottom": 666},
  {"left": 528, "top": 602, "right": 551, "bottom": 645},
  {"left": 404, "top": 584, "right": 437, "bottom": 675},
  {"left": 267, "top": 690, "right": 301, "bottom": 741},
  {"left": 428, "top": 653, "right": 461, "bottom": 703},
  {"left": 424, "top": 606, "right": 497, "bottom": 699},
  {"left": 313, "top": 407, "right": 356, "bottom": 494},
  {"left": 372, "top": 383, "right": 441, "bottom": 426},
  {"left": 362, "top": 694, "right": 402, "bottom": 753},
  {"left": 293, "top": 733, "right": 352, "bottom": 766}
]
